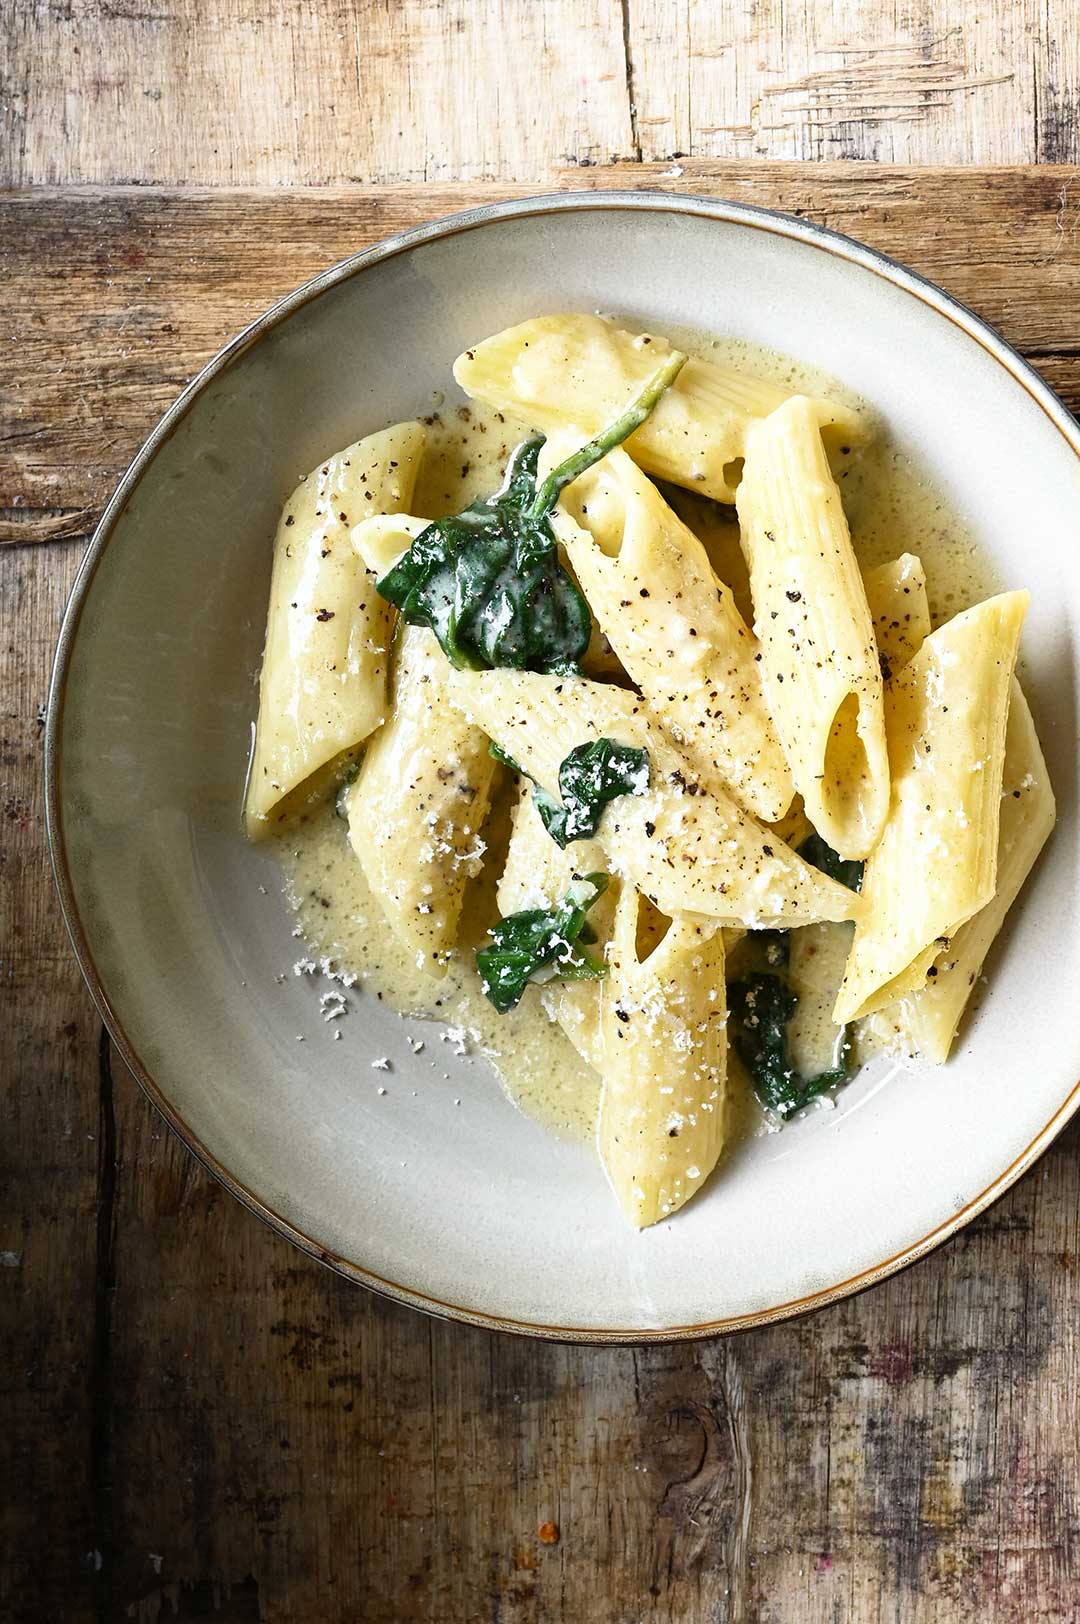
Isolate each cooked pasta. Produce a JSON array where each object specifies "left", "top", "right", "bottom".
[
  {"left": 597, "top": 888, "right": 727, "bottom": 1227},
  {"left": 497, "top": 782, "right": 612, "bottom": 1067},
  {"left": 545, "top": 439, "right": 794, "bottom": 821},
  {"left": 449, "top": 668, "right": 859, "bottom": 930},
  {"left": 862, "top": 553, "right": 931, "bottom": 677},
  {"left": 344, "top": 624, "right": 497, "bottom": 974},
  {"left": 455, "top": 313, "right": 865, "bottom": 503},
  {"left": 833, "top": 591, "right": 1028, "bottom": 1024},
  {"left": 736, "top": 395, "right": 891, "bottom": 859},
  {"left": 248, "top": 317, "right": 1052, "bottom": 1230},
  {"left": 896, "top": 683, "right": 1054, "bottom": 1060},
  {"left": 246, "top": 422, "right": 425, "bottom": 837}
]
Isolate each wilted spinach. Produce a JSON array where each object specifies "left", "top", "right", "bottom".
[
  {"left": 377, "top": 350, "right": 686, "bottom": 673},
  {"left": 476, "top": 873, "right": 609, "bottom": 1014},
  {"left": 798, "top": 831, "right": 864, "bottom": 893},
  {"left": 490, "top": 737, "right": 650, "bottom": 848},
  {"left": 728, "top": 929, "right": 855, "bottom": 1120}
]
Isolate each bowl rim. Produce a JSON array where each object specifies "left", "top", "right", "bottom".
[{"left": 45, "top": 186, "right": 1080, "bottom": 1343}]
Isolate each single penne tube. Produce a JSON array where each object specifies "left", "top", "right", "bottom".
[
  {"left": 345, "top": 625, "right": 496, "bottom": 975},
  {"left": 833, "top": 590, "right": 1029, "bottom": 1025},
  {"left": 454, "top": 314, "right": 866, "bottom": 504},
  {"left": 596, "top": 885, "right": 727, "bottom": 1228},
  {"left": 737, "top": 394, "right": 890, "bottom": 859},
  {"left": 497, "top": 784, "right": 612, "bottom": 1069},
  {"left": 245, "top": 421, "right": 426, "bottom": 838},
  {"left": 896, "top": 681, "right": 1055, "bottom": 1062},
  {"left": 862, "top": 553, "right": 932, "bottom": 678},
  {"left": 546, "top": 440, "right": 794, "bottom": 821},
  {"left": 449, "top": 669, "right": 859, "bottom": 929},
  {"left": 499, "top": 783, "right": 742, "bottom": 1071}
]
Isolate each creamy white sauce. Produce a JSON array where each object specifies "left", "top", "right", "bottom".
[{"left": 273, "top": 335, "right": 994, "bottom": 1144}]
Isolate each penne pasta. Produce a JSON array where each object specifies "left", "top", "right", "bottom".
[
  {"left": 257, "top": 313, "right": 1054, "bottom": 1229},
  {"left": 449, "top": 668, "right": 859, "bottom": 929},
  {"left": 497, "top": 783, "right": 612, "bottom": 1068},
  {"left": 454, "top": 314, "right": 865, "bottom": 504},
  {"left": 862, "top": 553, "right": 931, "bottom": 678},
  {"left": 547, "top": 441, "right": 794, "bottom": 821},
  {"left": 351, "top": 512, "right": 428, "bottom": 576},
  {"left": 894, "top": 681, "right": 1055, "bottom": 1062},
  {"left": 833, "top": 590, "right": 1029, "bottom": 1024},
  {"left": 737, "top": 395, "right": 890, "bottom": 859},
  {"left": 245, "top": 421, "right": 426, "bottom": 838},
  {"left": 597, "top": 886, "right": 727, "bottom": 1227},
  {"left": 345, "top": 624, "right": 497, "bottom": 974}
]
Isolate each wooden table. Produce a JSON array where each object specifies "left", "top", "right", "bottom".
[{"left": 4, "top": 9, "right": 1080, "bottom": 1622}]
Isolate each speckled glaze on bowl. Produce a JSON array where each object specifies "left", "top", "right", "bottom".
[{"left": 46, "top": 192, "right": 1080, "bottom": 1340}]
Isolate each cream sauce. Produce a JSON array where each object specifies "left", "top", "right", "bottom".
[{"left": 273, "top": 333, "right": 996, "bottom": 1145}]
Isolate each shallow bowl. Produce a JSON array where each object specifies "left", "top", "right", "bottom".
[{"left": 47, "top": 192, "right": 1080, "bottom": 1339}]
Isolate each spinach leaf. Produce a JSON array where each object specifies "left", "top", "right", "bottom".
[
  {"left": 540, "top": 739, "right": 650, "bottom": 847},
  {"left": 728, "top": 942, "right": 854, "bottom": 1120},
  {"left": 489, "top": 736, "right": 650, "bottom": 848},
  {"left": 798, "top": 832, "right": 864, "bottom": 893},
  {"left": 477, "top": 873, "right": 609, "bottom": 1014},
  {"left": 488, "top": 741, "right": 522, "bottom": 771},
  {"left": 376, "top": 350, "right": 686, "bottom": 673}
]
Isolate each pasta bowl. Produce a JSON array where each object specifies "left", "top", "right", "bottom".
[{"left": 46, "top": 192, "right": 1079, "bottom": 1339}]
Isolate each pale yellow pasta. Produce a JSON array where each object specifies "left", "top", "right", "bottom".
[
  {"left": 597, "top": 886, "right": 727, "bottom": 1228},
  {"left": 894, "top": 681, "right": 1055, "bottom": 1062},
  {"left": 737, "top": 395, "right": 890, "bottom": 859},
  {"left": 454, "top": 314, "right": 865, "bottom": 504},
  {"left": 546, "top": 441, "right": 794, "bottom": 821},
  {"left": 449, "top": 669, "right": 859, "bottom": 928},
  {"left": 345, "top": 625, "right": 496, "bottom": 974},
  {"left": 833, "top": 590, "right": 1029, "bottom": 1024},
  {"left": 351, "top": 512, "right": 427, "bottom": 575},
  {"left": 245, "top": 422, "right": 426, "bottom": 838},
  {"left": 497, "top": 784, "right": 612, "bottom": 1068},
  {"left": 499, "top": 786, "right": 742, "bottom": 1072},
  {"left": 768, "top": 795, "right": 814, "bottom": 852},
  {"left": 862, "top": 553, "right": 932, "bottom": 676}
]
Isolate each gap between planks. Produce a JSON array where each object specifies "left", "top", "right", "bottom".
[{"left": 4, "top": 164, "right": 1080, "bottom": 551}]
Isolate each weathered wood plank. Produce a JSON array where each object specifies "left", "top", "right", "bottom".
[
  {"left": 3, "top": 0, "right": 1079, "bottom": 184},
  {"left": 3, "top": 165, "right": 1080, "bottom": 546},
  {"left": 624, "top": 0, "right": 1070, "bottom": 165},
  {"left": 0, "top": 0, "right": 634, "bottom": 189},
  {"left": 0, "top": 541, "right": 103, "bottom": 1624},
  {"left": 41, "top": 1025, "right": 1080, "bottom": 1623}
]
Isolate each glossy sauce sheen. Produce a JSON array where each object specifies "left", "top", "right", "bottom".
[{"left": 276, "top": 334, "right": 998, "bottom": 1142}]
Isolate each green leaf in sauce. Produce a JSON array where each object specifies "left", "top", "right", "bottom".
[
  {"left": 489, "top": 737, "right": 650, "bottom": 848},
  {"left": 728, "top": 929, "right": 855, "bottom": 1120},
  {"left": 477, "top": 873, "right": 609, "bottom": 1014},
  {"left": 376, "top": 350, "right": 686, "bottom": 674},
  {"left": 798, "top": 832, "right": 864, "bottom": 893}
]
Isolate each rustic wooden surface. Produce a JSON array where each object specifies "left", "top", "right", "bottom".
[
  {"left": 3, "top": 0, "right": 1080, "bottom": 182},
  {"left": 3, "top": 162, "right": 1080, "bottom": 1623}
]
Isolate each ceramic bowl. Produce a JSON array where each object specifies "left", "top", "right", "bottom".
[{"left": 46, "top": 192, "right": 1080, "bottom": 1340}]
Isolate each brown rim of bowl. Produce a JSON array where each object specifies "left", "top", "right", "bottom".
[{"left": 45, "top": 188, "right": 1080, "bottom": 1344}]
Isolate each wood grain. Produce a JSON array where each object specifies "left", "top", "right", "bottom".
[
  {"left": 4, "top": 163, "right": 1080, "bottom": 547},
  {"left": 3, "top": 0, "right": 1079, "bottom": 187},
  {"left": 624, "top": 0, "right": 1080, "bottom": 165},
  {"left": 4, "top": 167, "right": 1080, "bottom": 1621}
]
